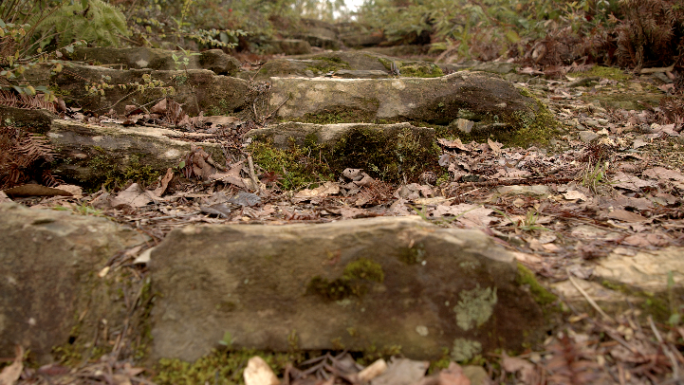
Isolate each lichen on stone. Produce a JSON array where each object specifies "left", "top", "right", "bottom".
[
  {"left": 451, "top": 338, "right": 482, "bottom": 362},
  {"left": 453, "top": 285, "right": 497, "bottom": 331}
]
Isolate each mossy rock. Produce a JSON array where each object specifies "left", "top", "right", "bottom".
[{"left": 246, "top": 122, "right": 440, "bottom": 183}]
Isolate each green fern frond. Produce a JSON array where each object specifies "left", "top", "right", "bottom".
[{"left": 34, "top": 0, "right": 129, "bottom": 47}]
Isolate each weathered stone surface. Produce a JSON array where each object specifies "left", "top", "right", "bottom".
[
  {"left": 496, "top": 185, "right": 553, "bottom": 197},
  {"left": 340, "top": 32, "right": 385, "bottom": 48},
  {"left": 69, "top": 47, "right": 240, "bottom": 75},
  {"left": 0, "top": 106, "right": 55, "bottom": 133},
  {"left": 25, "top": 63, "right": 250, "bottom": 115},
  {"left": 256, "top": 51, "right": 442, "bottom": 80},
  {"left": 594, "top": 247, "right": 684, "bottom": 292},
  {"left": 265, "top": 72, "right": 538, "bottom": 130},
  {"left": 47, "top": 119, "right": 226, "bottom": 184},
  {"left": 247, "top": 122, "right": 439, "bottom": 182},
  {"left": 551, "top": 247, "right": 684, "bottom": 317},
  {"left": 290, "top": 19, "right": 341, "bottom": 50},
  {"left": 150, "top": 216, "right": 546, "bottom": 362},
  {"left": 0, "top": 202, "right": 147, "bottom": 363},
  {"left": 246, "top": 121, "right": 431, "bottom": 147},
  {"left": 261, "top": 39, "right": 313, "bottom": 55}
]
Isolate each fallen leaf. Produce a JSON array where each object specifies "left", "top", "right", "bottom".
[
  {"left": 0, "top": 346, "right": 23, "bottom": 385},
  {"left": 438, "top": 137, "right": 469, "bottom": 151},
  {"left": 244, "top": 356, "right": 279, "bottom": 385},
  {"left": 563, "top": 190, "right": 588, "bottom": 201},
  {"left": 110, "top": 183, "right": 156, "bottom": 208},
  {"left": 153, "top": 168, "right": 175, "bottom": 197},
  {"left": 608, "top": 209, "right": 646, "bottom": 223},
  {"left": 3, "top": 184, "right": 73, "bottom": 198},
  {"left": 372, "top": 358, "right": 428, "bottom": 385}
]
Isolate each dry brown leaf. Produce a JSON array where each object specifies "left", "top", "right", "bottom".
[
  {"left": 153, "top": 168, "right": 175, "bottom": 197},
  {"left": 0, "top": 346, "right": 23, "bottom": 385},
  {"left": 438, "top": 137, "right": 469, "bottom": 151},
  {"left": 607, "top": 209, "right": 647, "bottom": 223},
  {"left": 3, "top": 184, "right": 73, "bottom": 198}
]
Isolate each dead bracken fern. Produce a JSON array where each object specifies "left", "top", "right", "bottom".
[
  {"left": 613, "top": 0, "right": 684, "bottom": 70},
  {"left": 0, "top": 125, "right": 61, "bottom": 189},
  {"left": 0, "top": 91, "right": 57, "bottom": 113}
]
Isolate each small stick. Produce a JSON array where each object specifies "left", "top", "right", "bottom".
[
  {"left": 567, "top": 269, "right": 614, "bottom": 322},
  {"left": 648, "top": 315, "right": 680, "bottom": 382},
  {"left": 247, "top": 154, "right": 260, "bottom": 193}
]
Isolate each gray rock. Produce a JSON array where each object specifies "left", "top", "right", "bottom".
[
  {"left": 265, "top": 72, "right": 539, "bottom": 133},
  {"left": 149, "top": 216, "right": 547, "bottom": 362},
  {"left": 47, "top": 119, "right": 225, "bottom": 184},
  {"left": 0, "top": 202, "right": 147, "bottom": 363},
  {"left": 578, "top": 131, "right": 599, "bottom": 143},
  {"left": 0, "top": 106, "right": 55, "bottom": 134},
  {"left": 25, "top": 63, "right": 250, "bottom": 115},
  {"left": 69, "top": 47, "right": 240, "bottom": 76},
  {"left": 595, "top": 247, "right": 684, "bottom": 293},
  {"left": 199, "top": 49, "right": 241, "bottom": 75},
  {"left": 260, "top": 39, "right": 313, "bottom": 55}
]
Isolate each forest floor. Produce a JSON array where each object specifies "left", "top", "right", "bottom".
[{"left": 2, "top": 51, "right": 684, "bottom": 385}]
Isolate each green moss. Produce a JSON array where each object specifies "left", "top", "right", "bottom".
[
  {"left": 307, "top": 276, "right": 360, "bottom": 301},
  {"left": 249, "top": 139, "right": 333, "bottom": 190},
  {"left": 343, "top": 258, "right": 385, "bottom": 283},
  {"left": 308, "top": 259, "right": 385, "bottom": 301},
  {"left": 508, "top": 88, "right": 559, "bottom": 147},
  {"left": 573, "top": 66, "right": 631, "bottom": 82},
  {"left": 306, "top": 56, "right": 351, "bottom": 73},
  {"left": 398, "top": 242, "right": 426, "bottom": 264},
  {"left": 516, "top": 263, "right": 557, "bottom": 307},
  {"left": 252, "top": 125, "right": 441, "bottom": 185},
  {"left": 400, "top": 64, "right": 444, "bottom": 78},
  {"left": 296, "top": 105, "right": 378, "bottom": 124},
  {"left": 329, "top": 126, "right": 440, "bottom": 182},
  {"left": 155, "top": 349, "right": 295, "bottom": 385},
  {"left": 599, "top": 280, "right": 671, "bottom": 322},
  {"left": 377, "top": 57, "right": 444, "bottom": 78}
]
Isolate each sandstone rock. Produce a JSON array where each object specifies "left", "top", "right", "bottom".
[
  {"left": 0, "top": 106, "right": 55, "bottom": 134},
  {"left": 0, "top": 202, "right": 147, "bottom": 363},
  {"left": 68, "top": 47, "right": 240, "bottom": 76},
  {"left": 595, "top": 247, "right": 684, "bottom": 293},
  {"left": 246, "top": 122, "right": 439, "bottom": 182},
  {"left": 47, "top": 119, "right": 226, "bottom": 185},
  {"left": 265, "top": 72, "right": 539, "bottom": 133},
  {"left": 150, "top": 216, "right": 547, "bottom": 362},
  {"left": 340, "top": 32, "right": 385, "bottom": 48},
  {"left": 261, "top": 39, "right": 313, "bottom": 55},
  {"left": 25, "top": 63, "right": 249, "bottom": 115}
]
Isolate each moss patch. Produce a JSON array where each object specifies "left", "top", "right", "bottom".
[
  {"left": 307, "top": 258, "right": 385, "bottom": 301},
  {"left": 155, "top": 349, "right": 295, "bottom": 385},
  {"left": 329, "top": 126, "right": 441, "bottom": 182},
  {"left": 251, "top": 125, "right": 441, "bottom": 184},
  {"left": 248, "top": 140, "right": 333, "bottom": 190},
  {"left": 516, "top": 263, "right": 557, "bottom": 307},
  {"left": 507, "top": 88, "right": 560, "bottom": 147},
  {"left": 599, "top": 279, "right": 672, "bottom": 322},
  {"left": 377, "top": 57, "right": 443, "bottom": 78},
  {"left": 573, "top": 66, "right": 631, "bottom": 82}
]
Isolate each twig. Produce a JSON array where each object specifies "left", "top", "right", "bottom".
[
  {"left": 649, "top": 315, "right": 681, "bottom": 384},
  {"left": 247, "top": 154, "right": 260, "bottom": 193},
  {"left": 262, "top": 94, "right": 291, "bottom": 122},
  {"left": 93, "top": 89, "right": 140, "bottom": 113},
  {"left": 566, "top": 268, "right": 615, "bottom": 322}
]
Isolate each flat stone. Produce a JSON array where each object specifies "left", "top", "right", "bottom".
[
  {"left": 47, "top": 119, "right": 225, "bottom": 184},
  {"left": 578, "top": 131, "right": 599, "bottom": 143},
  {"left": 25, "top": 63, "right": 250, "bottom": 115},
  {"left": 594, "top": 247, "right": 684, "bottom": 293},
  {"left": 266, "top": 72, "right": 539, "bottom": 132},
  {"left": 496, "top": 185, "right": 552, "bottom": 197},
  {"left": 246, "top": 121, "right": 432, "bottom": 147},
  {"left": 150, "top": 216, "right": 547, "bottom": 362},
  {"left": 0, "top": 203, "right": 147, "bottom": 363},
  {"left": 69, "top": 47, "right": 240, "bottom": 75}
]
